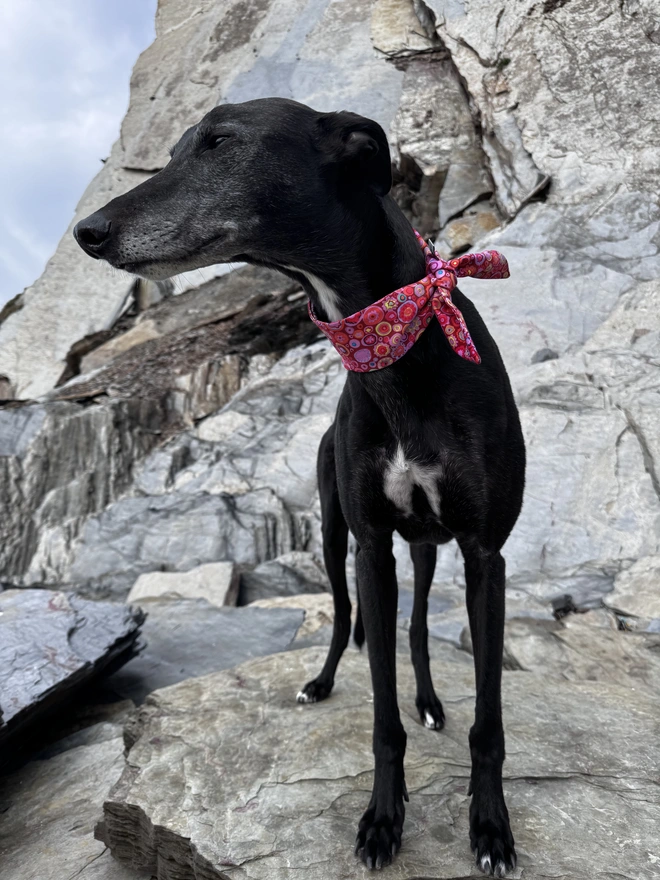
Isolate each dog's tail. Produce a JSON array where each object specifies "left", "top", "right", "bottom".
[{"left": 353, "top": 599, "right": 365, "bottom": 649}]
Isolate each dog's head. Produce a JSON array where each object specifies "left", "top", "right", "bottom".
[{"left": 74, "top": 98, "right": 392, "bottom": 280}]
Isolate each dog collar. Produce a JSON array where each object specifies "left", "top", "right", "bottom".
[{"left": 308, "top": 230, "right": 509, "bottom": 371}]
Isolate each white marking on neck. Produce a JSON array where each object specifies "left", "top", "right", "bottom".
[
  {"left": 283, "top": 265, "right": 343, "bottom": 321},
  {"left": 300, "top": 270, "right": 343, "bottom": 321},
  {"left": 383, "top": 444, "right": 442, "bottom": 517}
]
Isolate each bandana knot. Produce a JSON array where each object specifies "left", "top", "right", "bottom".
[{"left": 308, "top": 230, "right": 509, "bottom": 371}]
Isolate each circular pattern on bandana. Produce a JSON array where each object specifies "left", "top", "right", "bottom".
[
  {"left": 397, "top": 301, "right": 417, "bottom": 322},
  {"left": 363, "top": 305, "right": 384, "bottom": 325}
]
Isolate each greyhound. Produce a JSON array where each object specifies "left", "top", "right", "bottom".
[{"left": 74, "top": 97, "right": 525, "bottom": 876}]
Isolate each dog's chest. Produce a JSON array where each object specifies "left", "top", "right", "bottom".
[{"left": 383, "top": 445, "right": 442, "bottom": 517}]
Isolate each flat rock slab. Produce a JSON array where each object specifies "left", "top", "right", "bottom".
[
  {"left": 103, "top": 600, "right": 304, "bottom": 704},
  {"left": 0, "top": 729, "right": 144, "bottom": 880},
  {"left": 127, "top": 562, "right": 239, "bottom": 608},
  {"left": 100, "top": 645, "right": 660, "bottom": 880},
  {"left": 0, "top": 589, "right": 144, "bottom": 755}
]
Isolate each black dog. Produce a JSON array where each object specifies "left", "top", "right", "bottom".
[{"left": 74, "top": 97, "right": 525, "bottom": 876}]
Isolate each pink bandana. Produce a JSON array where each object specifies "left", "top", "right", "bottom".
[{"left": 308, "top": 230, "right": 509, "bottom": 371}]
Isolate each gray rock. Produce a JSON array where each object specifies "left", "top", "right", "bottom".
[
  {"left": 127, "top": 561, "right": 239, "bottom": 608},
  {"left": 530, "top": 347, "right": 558, "bottom": 364},
  {"left": 0, "top": 149, "right": 150, "bottom": 399},
  {"left": 501, "top": 613, "right": 660, "bottom": 688},
  {"left": 0, "top": 589, "right": 143, "bottom": 756},
  {"left": 604, "top": 556, "right": 660, "bottom": 623},
  {"left": 103, "top": 600, "right": 304, "bottom": 704},
  {"left": 0, "top": 733, "right": 144, "bottom": 880},
  {"left": 0, "top": 0, "right": 659, "bottom": 747},
  {"left": 0, "top": 399, "right": 167, "bottom": 586},
  {"left": 99, "top": 643, "right": 660, "bottom": 880},
  {"left": 249, "top": 593, "right": 336, "bottom": 641},
  {"left": 240, "top": 551, "right": 329, "bottom": 605}
]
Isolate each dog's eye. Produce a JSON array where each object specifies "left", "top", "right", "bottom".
[{"left": 209, "top": 135, "right": 229, "bottom": 150}]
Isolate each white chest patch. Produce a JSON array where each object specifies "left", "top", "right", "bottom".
[{"left": 383, "top": 445, "right": 442, "bottom": 517}]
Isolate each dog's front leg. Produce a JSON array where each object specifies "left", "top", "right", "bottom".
[
  {"left": 354, "top": 533, "right": 407, "bottom": 869},
  {"left": 463, "top": 544, "right": 516, "bottom": 877}
]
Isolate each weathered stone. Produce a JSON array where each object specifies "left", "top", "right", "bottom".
[
  {"left": 103, "top": 600, "right": 304, "bottom": 704},
  {"left": 0, "top": 6, "right": 659, "bottom": 831},
  {"left": 249, "top": 593, "right": 336, "bottom": 639},
  {"left": 0, "top": 590, "right": 143, "bottom": 754},
  {"left": 3, "top": 341, "right": 340, "bottom": 597},
  {"left": 120, "top": 0, "right": 402, "bottom": 175},
  {"left": 604, "top": 556, "right": 660, "bottom": 623},
  {"left": 501, "top": 614, "right": 660, "bottom": 689},
  {"left": 0, "top": 399, "right": 168, "bottom": 586},
  {"left": 127, "top": 562, "right": 239, "bottom": 608},
  {"left": 79, "top": 265, "right": 296, "bottom": 376},
  {"left": 0, "top": 148, "right": 151, "bottom": 399},
  {"left": 0, "top": 732, "right": 143, "bottom": 880},
  {"left": 240, "top": 551, "right": 329, "bottom": 605},
  {"left": 100, "top": 643, "right": 660, "bottom": 880}
]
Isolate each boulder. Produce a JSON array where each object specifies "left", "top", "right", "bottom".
[
  {"left": 0, "top": 589, "right": 144, "bottom": 757},
  {"left": 127, "top": 562, "right": 239, "bottom": 608},
  {"left": 99, "top": 641, "right": 660, "bottom": 880}
]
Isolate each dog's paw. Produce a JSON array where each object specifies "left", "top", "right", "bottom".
[
  {"left": 296, "top": 678, "right": 332, "bottom": 704},
  {"left": 415, "top": 693, "right": 445, "bottom": 731},
  {"left": 469, "top": 792, "right": 516, "bottom": 877},
  {"left": 355, "top": 797, "right": 405, "bottom": 870}
]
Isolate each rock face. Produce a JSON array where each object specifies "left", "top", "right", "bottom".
[
  {"left": 1, "top": 0, "right": 658, "bottom": 619},
  {"left": 0, "top": 590, "right": 143, "bottom": 756},
  {"left": 99, "top": 636, "right": 660, "bottom": 880},
  {"left": 1, "top": 3, "right": 658, "bottom": 877}
]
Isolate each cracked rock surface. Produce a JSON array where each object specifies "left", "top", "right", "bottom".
[{"left": 100, "top": 637, "right": 660, "bottom": 880}]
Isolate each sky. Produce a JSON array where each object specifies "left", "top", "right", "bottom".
[{"left": 0, "top": 1, "right": 158, "bottom": 306}]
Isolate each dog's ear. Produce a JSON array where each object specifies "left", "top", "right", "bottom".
[{"left": 315, "top": 111, "right": 392, "bottom": 196}]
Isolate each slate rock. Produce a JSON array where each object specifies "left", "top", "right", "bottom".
[
  {"left": 249, "top": 593, "right": 336, "bottom": 640},
  {"left": 501, "top": 614, "right": 660, "bottom": 689},
  {"left": 99, "top": 643, "right": 660, "bottom": 880},
  {"left": 604, "top": 555, "right": 660, "bottom": 623},
  {"left": 127, "top": 561, "right": 239, "bottom": 608},
  {"left": 0, "top": 732, "right": 144, "bottom": 880},
  {"left": 239, "top": 551, "right": 329, "bottom": 605},
  {"left": 0, "top": 589, "right": 143, "bottom": 756},
  {"left": 103, "top": 599, "right": 304, "bottom": 704}
]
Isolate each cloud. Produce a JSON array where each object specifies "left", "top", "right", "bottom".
[{"left": 0, "top": 0, "right": 157, "bottom": 305}]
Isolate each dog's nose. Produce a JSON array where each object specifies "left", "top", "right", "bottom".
[{"left": 73, "top": 212, "right": 112, "bottom": 257}]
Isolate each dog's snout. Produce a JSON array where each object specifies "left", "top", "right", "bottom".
[{"left": 74, "top": 212, "right": 112, "bottom": 257}]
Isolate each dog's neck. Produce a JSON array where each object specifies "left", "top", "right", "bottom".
[{"left": 272, "top": 197, "right": 427, "bottom": 322}]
